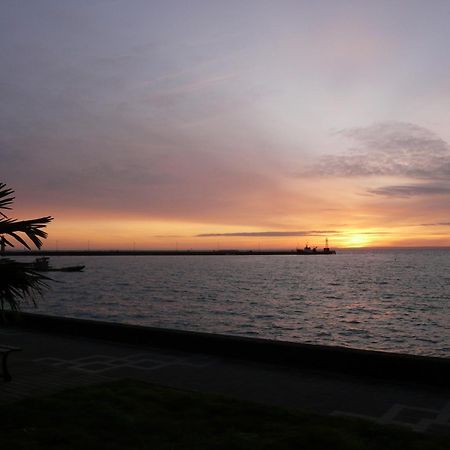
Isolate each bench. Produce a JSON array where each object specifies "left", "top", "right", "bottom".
[{"left": 0, "top": 345, "right": 21, "bottom": 382}]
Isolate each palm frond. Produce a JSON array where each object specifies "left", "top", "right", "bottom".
[
  {"left": 0, "top": 259, "right": 50, "bottom": 312},
  {"left": 0, "top": 182, "right": 15, "bottom": 211},
  {"left": 0, "top": 182, "right": 54, "bottom": 314},
  {"left": 0, "top": 216, "right": 53, "bottom": 249}
]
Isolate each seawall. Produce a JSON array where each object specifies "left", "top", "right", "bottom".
[{"left": 4, "top": 311, "right": 450, "bottom": 387}]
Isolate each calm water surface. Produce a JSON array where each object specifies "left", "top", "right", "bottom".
[{"left": 20, "top": 249, "right": 450, "bottom": 357}]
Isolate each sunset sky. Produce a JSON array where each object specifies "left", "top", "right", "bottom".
[{"left": 2, "top": 0, "right": 450, "bottom": 249}]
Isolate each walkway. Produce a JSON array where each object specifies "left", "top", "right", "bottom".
[{"left": 2, "top": 325, "right": 450, "bottom": 434}]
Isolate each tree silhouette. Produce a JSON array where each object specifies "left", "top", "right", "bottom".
[{"left": 0, "top": 182, "right": 53, "bottom": 312}]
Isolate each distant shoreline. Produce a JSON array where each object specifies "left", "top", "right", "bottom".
[
  {"left": 3, "top": 250, "right": 299, "bottom": 256},
  {"left": 3, "top": 247, "right": 450, "bottom": 257}
]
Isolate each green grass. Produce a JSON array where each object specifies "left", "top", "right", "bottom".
[{"left": 1, "top": 379, "right": 450, "bottom": 449}]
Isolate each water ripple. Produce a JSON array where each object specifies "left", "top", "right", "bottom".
[{"left": 18, "top": 249, "right": 450, "bottom": 358}]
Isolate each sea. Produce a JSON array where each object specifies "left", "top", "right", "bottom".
[{"left": 17, "top": 248, "right": 450, "bottom": 358}]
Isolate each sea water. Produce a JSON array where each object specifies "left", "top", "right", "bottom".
[{"left": 18, "top": 248, "right": 450, "bottom": 357}]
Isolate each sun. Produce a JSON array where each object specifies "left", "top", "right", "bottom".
[{"left": 345, "top": 234, "right": 371, "bottom": 248}]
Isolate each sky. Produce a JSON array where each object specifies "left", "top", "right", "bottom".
[{"left": 2, "top": 0, "right": 450, "bottom": 249}]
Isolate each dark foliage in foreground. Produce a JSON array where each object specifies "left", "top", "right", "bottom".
[
  {"left": 0, "top": 259, "right": 50, "bottom": 312},
  {"left": 0, "top": 182, "right": 53, "bottom": 251},
  {"left": 0, "top": 182, "right": 53, "bottom": 312},
  {"left": 1, "top": 379, "right": 450, "bottom": 450}
]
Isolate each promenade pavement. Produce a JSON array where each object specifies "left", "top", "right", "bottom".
[{"left": 2, "top": 325, "right": 450, "bottom": 434}]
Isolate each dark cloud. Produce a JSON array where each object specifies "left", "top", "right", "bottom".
[
  {"left": 357, "top": 231, "right": 392, "bottom": 235},
  {"left": 196, "top": 230, "right": 338, "bottom": 237},
  {"left": 368, "top": 183, "right": 450, "bottom": 198},
  {"left": 341, "top": 121, "right": 449, "bottom": 154},
  {"left": 420, "top": 222, "right": 450, "bottom": 227},
  {"left": 312, "top": 122, "right": 450, "bottom": 179}
]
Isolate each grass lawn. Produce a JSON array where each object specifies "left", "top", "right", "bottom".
[{"left": 1, "top": 379, "right": 450, "bottom": 449}]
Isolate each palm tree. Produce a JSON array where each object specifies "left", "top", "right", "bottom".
[{"left": 0, "top": 182, "right": 53, "bottom": 312}]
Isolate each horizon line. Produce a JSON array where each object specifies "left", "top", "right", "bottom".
[{"left": 4, "top": 245, "right": 450, "bottom": 254}]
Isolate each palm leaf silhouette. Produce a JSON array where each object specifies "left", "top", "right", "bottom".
[
  {"left": 0, "top": 183, "right": 53, "bottom": 250},
  {"left": 0, "top": 182, "right": 14, "bottom": 218},
  {"left": 0, "top": 216, "right": 53, "bottom": 249},
  {"left": 0, "top": 259, "right": 50, "bottom": 312},
  {"left": 0, "top": 182, "right": 53, "bottom": 313}
]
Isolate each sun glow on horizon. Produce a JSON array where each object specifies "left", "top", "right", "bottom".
[
  {"left": 341, "top": 233, "right": 373, "bottom": 248},
  {"left": 27, "top": 207, "right": 450, "bottom": 251}
]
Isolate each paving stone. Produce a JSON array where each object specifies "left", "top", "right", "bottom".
[
  {"left": 129, "top": 359, "right": 161, "bottom": 369},
  {"left": 76, "top": 355, "right": 113, "bottom": 363},
  {"left": 34, "top": 357, "right": 65, "bottom": 364},
  {"left": 76, "top": 362, "right": 114, "bottom": 372},
  {"left": 107, "top": 359, "right": 128, "bottom": 365}
]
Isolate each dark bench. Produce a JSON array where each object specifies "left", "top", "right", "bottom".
[{"left": 0, "top": 345, "right": 21, "bottom": 382}]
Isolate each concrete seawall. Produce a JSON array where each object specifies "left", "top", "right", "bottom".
[{"left": 4, "top": 311, "right": 450, "bottom": 386}]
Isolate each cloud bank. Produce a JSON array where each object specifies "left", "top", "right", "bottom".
[
  {"left": 368, "top": 184, "right": 450, "bottom": 198},
  {"left": 314, "top": 122, "right": 450, "bottom": 179},
  {"left": 196, "top": 230, "right": 338, "bottom": 237}
]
